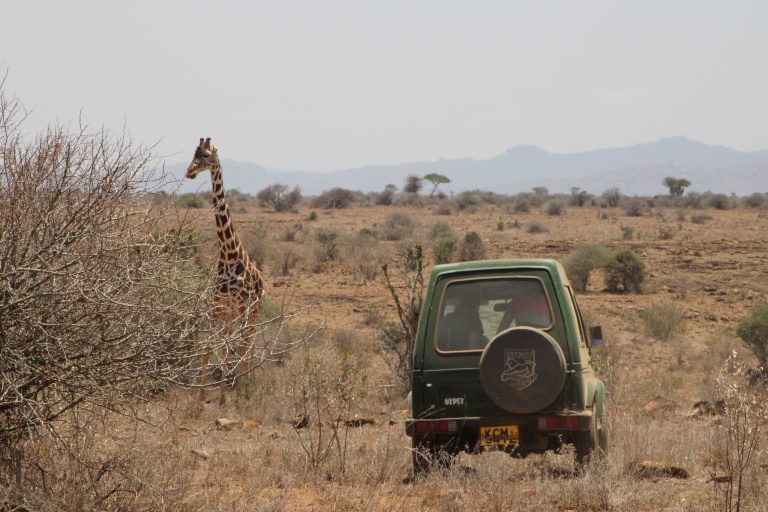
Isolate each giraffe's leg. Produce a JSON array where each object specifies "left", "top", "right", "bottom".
[
  {"left": 206, "top": 299, "right": 234, "bottom": 406},
  {"left": 219, "top": 306, "right": 236, "bottom": 406},
  {"left": 199, "top": 347, "right": 211, "bottom": 403},
  {"left": 231, "top": 306, "right": 253, "bottom": 396}
]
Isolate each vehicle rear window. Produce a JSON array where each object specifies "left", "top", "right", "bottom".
[{"left": 435, "top": 277, "right": 553, "bottom": 352}]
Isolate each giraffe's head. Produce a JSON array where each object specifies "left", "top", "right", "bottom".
[{"left": 186, "top": 137, "right": 220, "bottom": 179}]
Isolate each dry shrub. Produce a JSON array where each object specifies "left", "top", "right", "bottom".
[
  {"left": 177, "top": 192, "right": 208, "bottom": 208},
  {"left": 563, "top": 245, "right": 610, "bottom": 292},
  {"left": 432, "top": 239, "right": 456, "bottom": 264},
  {"left": 708, "top": 193, "right": 731, "bottom": 210},
  {"left": 737, "top": 304, "right": 768, "bottom": 368},
  {"left": 286, "top": 335, "right": 368, "bottom": 473},
  {"left": 639, "top": 303, "right": 686, "bottom": 340},
  {"left": 311, "top": 188, "right": 356, "bottom": 209},
  {"left": 458, "top": 231, "right": 485, "bottom": 261},
  {"left": 382, "top": 212, "right": 417, "bottom": 241},
  {"left": 432, "top": 202, "right": 453, "bottom": 215},
  {"left": 256, "top": 183, "right": 302, "bottom": 212},
  {"left": 692, "top": 213, "right": 713, "bottom": 224},
  {"left": 511, "top": 196, "right": 531, "bottom": 213},
  {"left": 744, "top": 192, "right": 766, "bottom": 208},
  {"left": 454, "top": 190, "right": 484, "bottom": 211},
  {"left": 624, "top": 199, "right": 646, "bottom": 217},
  {"left": 657, "top": 223, "right": 676, "bottom": 240},
  {"left": 392, "top": 192, "right": 425, "bottom": 207},
  {"left": 245, "top": 223, "right": 271, "bottom": 268},
  {"left": 272, "top": 244, "right": 302, "bottom": 276},
  {"left": 428, "top": 221, "right": 457, "bottom": 264},
  {"left": 711, "top": 356, "right": 768, "bottom": 512},
  {"left": 523, "top": 220, "right": 549, "bottom": 234},
  {"left": 544, "top": 199, "right": 566, "bottom": 216},
  {"left": 281, "top": 222, "right": 303, "bottom": 242},
  {"left": 602, "top": 187, "right": 622, "bottom": 207},
  {"left": 604, "top": 250, "right": 645, "bottom": 293},
  {"left": 346, "top": 233, "right": 389, "bottom": 282},
  {"left": 314, "top": 229, "right": 340, "bottom": 262}
]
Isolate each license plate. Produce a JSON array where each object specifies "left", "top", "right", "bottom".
[{"left": 480, "top": 425, "right": 519, "bottom": 446}]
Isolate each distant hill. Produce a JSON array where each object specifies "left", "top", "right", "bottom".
[{"left": 164, "top": 136, "right": 768, "bottom": 196}]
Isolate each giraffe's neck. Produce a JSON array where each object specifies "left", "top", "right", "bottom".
[{"left": 209, "top": 163, "right": 246, "bottom": 267}]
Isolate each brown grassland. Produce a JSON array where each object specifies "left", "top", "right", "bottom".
[{"left": 7, "top": 195, "right": 768, "bottom": 511}]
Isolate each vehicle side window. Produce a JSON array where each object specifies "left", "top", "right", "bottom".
[{"left": 566, "top": 286, "right": 589, "bottom": 348}]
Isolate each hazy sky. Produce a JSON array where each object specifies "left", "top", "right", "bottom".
[{"left": 2, "top": 1, "right": 766, "bottom": 170}]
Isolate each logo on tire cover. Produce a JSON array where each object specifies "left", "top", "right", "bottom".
[{"left": 500, "top": 349, "right": 537, "bottom": 390}]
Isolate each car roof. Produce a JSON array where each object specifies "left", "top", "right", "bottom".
[{"left": 429, "top": 258, "right": 568, "bottom": 286}]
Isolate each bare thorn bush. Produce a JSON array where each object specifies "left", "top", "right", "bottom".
[
  {"left": 287, "top": 339, "right": 368, "bottom": 474},
  {"left": 0, "top": 87, "right": 313, "bottom": 507},
  {"left": 380, "top": 245, "right": 424, "bottom": 390},
  {"left": 711, "top": 355, "right": 768, "bottom": 512}
]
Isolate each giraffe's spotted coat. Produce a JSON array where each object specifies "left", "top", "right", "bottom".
[{"left": 186, "top": 137, "right": 265, "bottom": 402}]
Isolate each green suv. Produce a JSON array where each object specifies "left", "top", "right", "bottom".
[{"left": 405, "top": 259, "right": 606, "bottom": 474}]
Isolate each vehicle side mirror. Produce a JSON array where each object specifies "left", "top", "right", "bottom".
[{"left": 589, "top": 326, "right": 604, "bottom": 347}]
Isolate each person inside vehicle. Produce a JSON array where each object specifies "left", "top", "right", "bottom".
[
  {"left": 438, "top": 298, "right": 488, "bottom": 350},
  {"left": 497, "top": 285, "right": 552, "bottom": 333}
]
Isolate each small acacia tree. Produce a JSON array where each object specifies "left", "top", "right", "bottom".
[
  {"left": 423, "top": 173, "right": 450, "bottom": 197},
  {"left": 663, "top": 177, "right": 692, "bottom": 197}
]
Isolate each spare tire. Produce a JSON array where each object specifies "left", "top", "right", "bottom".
[{"left": 479, "top": 327, "right": 566, "bottom": 414}]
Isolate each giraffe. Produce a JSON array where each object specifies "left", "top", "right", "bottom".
[{"left": 186, "top": 137, "right": 265, "bottom": 404}]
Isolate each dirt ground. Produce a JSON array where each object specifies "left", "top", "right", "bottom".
[{"left": 43, "top": 202, "right": 768, "bottom": 511}]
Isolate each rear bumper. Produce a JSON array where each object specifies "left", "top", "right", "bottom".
[
  {"left": 406, "top": 412, "right": 593, "bottom": 454},
  {"left": 405, "top": 412, "right": 592, "bottom": 437}
]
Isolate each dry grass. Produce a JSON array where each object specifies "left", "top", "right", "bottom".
[{"left": 7, "top": 201, "right": 768, "bottom": 511}]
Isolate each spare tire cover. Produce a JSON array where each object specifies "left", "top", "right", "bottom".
[{"left": 479, "top": 327, "right": 566, "bottom": 414}]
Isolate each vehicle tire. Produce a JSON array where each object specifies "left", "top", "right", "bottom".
[
  {"left": 479, "top": 327, "right": 566, "bottom": 414},
  {"left": 574, "top": 411, "right": 606, "bottom": 468}
]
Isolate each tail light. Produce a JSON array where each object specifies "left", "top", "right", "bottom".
[
  {"left": 415, "top": 420, "right": 457, "bottom": 434},
  {"left": 541, "top": 416, "right": 580, "bottom": 429}
]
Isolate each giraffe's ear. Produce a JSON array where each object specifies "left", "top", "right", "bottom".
[{"left": 204, "top": 138, "right": 211, "bottom": 148}]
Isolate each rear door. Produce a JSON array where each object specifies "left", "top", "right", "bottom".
[{"left": 418, "top": 270, "right": 569, "bottom": 419}]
